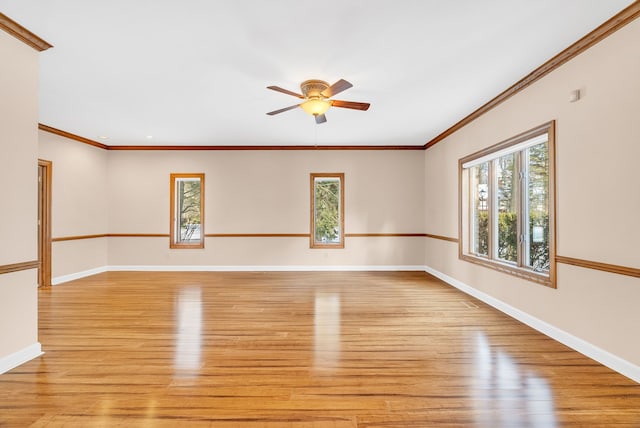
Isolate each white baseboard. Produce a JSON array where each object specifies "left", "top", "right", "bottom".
[
  {"left": 107, "top": 265, "right": 427, "bottom": 272},
  {"left": 424, "top": 265, "right": 640, "bottom": 384},
  {"left": 51, "top": 265, "right": 426, "bottom": 284},
  {"left": 52, "top": 266, "right": 108, "bottom": 285},
  {"left": 0, "top": 343, "right": 43, "bottom": 375}
]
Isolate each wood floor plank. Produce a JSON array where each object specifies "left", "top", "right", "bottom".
[{"left": 0, "top": 271, "right": 639, "bottom": 426}]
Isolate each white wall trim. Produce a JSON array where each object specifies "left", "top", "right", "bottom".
[
  {"left": 52, "top": 266, "right": 108, "bottom": 285},
  {"left": 51, "top": 265, "right": 426, "bottom": 284},
  {"left": 107, "top": 265, "right": 427, "bottom": 272},
  {"left": 424, "top": 265, "right": 640, "bottom": 384},
  {"left": 0, "top": 342, "right": 43, "bottom": 375}
]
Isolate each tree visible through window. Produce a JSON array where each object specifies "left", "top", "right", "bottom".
[
  {"left": 311, "top": 173, "right": 344, "bottom": 248},
  {"left": 496, "top": 152, "right": 517, "bottom": 263},
  {"left": 460, "top": 122, "right": 555, "bottom": 287},
  {"left": 470, "top": 162, "right": 489, "bottom": 257},
  {"left": 527, "top": 141, "right": 550, "bottom": 271},
  {"left": 170, "top": 173, "right": 204, "bottom": 249}
]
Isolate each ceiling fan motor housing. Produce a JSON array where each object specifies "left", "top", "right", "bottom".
[{"left": 301, "top": 80, "right": 329, "bottom": 99}]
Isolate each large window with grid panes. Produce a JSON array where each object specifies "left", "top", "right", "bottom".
[{"left": 459, "top": 122, "right": 556, "bottom": 287}]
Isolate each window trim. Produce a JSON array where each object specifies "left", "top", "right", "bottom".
[
  {"left": 458, "top": 121, "right": 556, "bottom": 288},
  {"left": 170, "top": 173, "right": 205, "bottom": 249},
  {"left": 310, "top": 172, "right": 345, "bottom": 249}
]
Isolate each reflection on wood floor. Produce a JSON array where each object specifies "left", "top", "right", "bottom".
[{"left": 1, "top": 271, "right": 639, "bottom": 427}]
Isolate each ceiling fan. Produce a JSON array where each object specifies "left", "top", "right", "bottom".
[{"left": 266, "top": 79, "right": 370, "bottom": 124}]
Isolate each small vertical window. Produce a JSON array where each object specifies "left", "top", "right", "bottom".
[
  {"left": 310, "top": 173, "right": 344, "bottom": 249},
  {"left": 170, "top": 173, "right": 204, "bottom": 249}
]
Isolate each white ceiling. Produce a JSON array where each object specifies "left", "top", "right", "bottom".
[{"left": 1, "top": 0, "right": 634, "bottom": 147}]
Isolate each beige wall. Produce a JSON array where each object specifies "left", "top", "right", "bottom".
[
  {"left": 107, "top": 150, "right": 425, "bottom": 267},
  {"left": 39, "top": 136, "right": 425, "bottom": 276},
  {"left": 37, "top": 140, "right": 426, "bottom": 270},
  {"left": 38, "top": 131, "right": 108, "bottom": 278},
  {"left": 0, "top": 30, "right": 40, "bottom": 359},
  {"left": 424, "top": 19, "right": 640, "bottom": 365}
]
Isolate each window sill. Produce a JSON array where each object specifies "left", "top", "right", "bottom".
[
  {"left": 460, "top": 253, "right": 555, "bottom": 288},
  {"left": 310, "top": 243, "right": 345, "bottom": 249},
  {"left": 170, "top": 242, "right": 205, "bottom": 249}
]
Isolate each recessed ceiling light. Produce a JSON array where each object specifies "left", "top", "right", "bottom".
[
  {"left": 146, "top": 135, "right": 153, "bottom": 139},
  {"left": 98, "top": 136, "right": 108, "bottom": 139}
]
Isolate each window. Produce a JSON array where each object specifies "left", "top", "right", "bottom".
[
  {"left": 170, "top": 173, "right": 204, "bottom": 249},
  {"left": 310, "top": 173, "right": 344, "bottom": 249},
  {"left": 459, "top": 122, "right": 556, "bottom": 287}
]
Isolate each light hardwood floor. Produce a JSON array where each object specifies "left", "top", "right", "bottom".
[{"left": 1, "top": 271, "right": 639, "bottom": 427}]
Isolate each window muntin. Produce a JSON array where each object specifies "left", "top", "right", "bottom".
[
  {"left": 170, "top": 173, "right": 204, "bottom": 249},
  {"left": 460, "top": 122, "right": 555, "bottom": 287},
  {"left": 310, "top": 173, "right": 344, "bottom": 249}
]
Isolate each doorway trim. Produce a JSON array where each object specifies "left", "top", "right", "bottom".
[{"left": 38, "top": 159, "right": 52, "bottom": 287}]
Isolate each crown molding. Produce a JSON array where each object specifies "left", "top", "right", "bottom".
[
  {"left": 38, "top": 124, "right": 109, "bottom": 149},
  {"left": 107, "top": 145, "right": 423, "bottom": 151},
  {"left": 38, "top": 123, "right": 424, "bottom": 151},
  {"left": 424, "top": 2, "right": 640, "bottom": 150},
  {"left": 0, "top": 13, "right": 52, "bottom": 51}
]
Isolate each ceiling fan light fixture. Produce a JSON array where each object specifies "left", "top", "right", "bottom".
[
  {"left": 266, "top": 79, "right": 369, "bottom": 123},
  {"left": 300, "top": 98, "right": 331, "bottom": 116}
]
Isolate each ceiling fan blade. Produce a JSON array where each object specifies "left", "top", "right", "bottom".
[
  {"left": 267, "top": 86, "right": 304, "bottom": 99},
  {"left": 321, "top": 79, "right": 353, "bottom": 98},
  {"left": 266, "top": 104, "right": 300, "bottom": 115},
  {"left": 315, "top": 114, "right": 327, "bottom": 124},
  {"left": 331, "top": 100, "right": 370, "bottom": 111}
]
